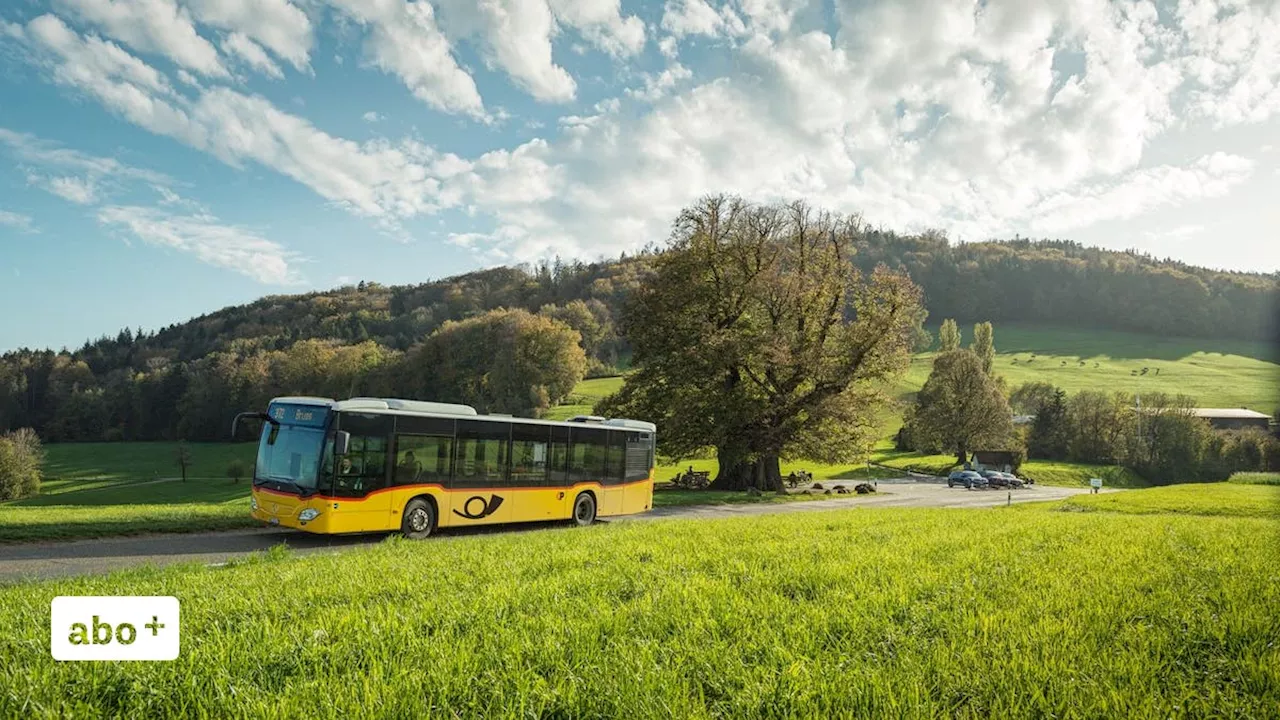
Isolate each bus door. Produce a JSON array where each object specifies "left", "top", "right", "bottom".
[
  {"left": 448, "top": 419, "right": 512, "bottom": 527},
  {"left": 330, "top": 414, "right": 393, "bottom": 531},
  {"left": 600, "top": 430, "right": 626, "bottom": 516}
]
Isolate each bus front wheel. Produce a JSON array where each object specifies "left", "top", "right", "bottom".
[
  {"left": 572, "top": 492, "right": 596, "bottom": 526},
  {"left": 401, "top": 498, "right": 436, "bottom": 539}
]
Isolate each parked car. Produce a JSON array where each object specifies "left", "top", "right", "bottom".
[
  {"left": 980, "top": 470, "right": 1010, "bottom": 488},
  {"left": 947, "top": 470, "right": 987, "bottom": 489},
  {"left": 1000, "top": 472, "right": 1025, "bottom": 489}
]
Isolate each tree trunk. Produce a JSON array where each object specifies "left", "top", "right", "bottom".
[
  {"left": 956, "top": 446, "right": 967, "bottom": 466},
  {"left": 712, "top": 453, "right": 784, "bottom": 492}
]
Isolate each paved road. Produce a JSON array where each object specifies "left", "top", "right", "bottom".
[{"left": 0, "top": 480, "right": 1105, "bottom": 583}]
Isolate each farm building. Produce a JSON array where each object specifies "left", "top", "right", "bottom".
[
  {"left": 1189, "top": 408, "right": 1272, "bottom": 431},
  {"left": 972, "top": 450, "right": 1021, "bottom": 472}
]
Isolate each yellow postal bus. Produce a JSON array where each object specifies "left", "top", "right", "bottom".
[{"left": 234, "top": 396, "right": 656, "bottom": 538}]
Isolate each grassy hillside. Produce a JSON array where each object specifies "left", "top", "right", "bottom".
[
  {"left": 556, "top": 325, "right": 1280, "bottom": 426},
  {"left": 2, "top": 502, "right": 1276, "bottom": 717},
  {"left": 904, "top": 324, "right": 1280, "bottom": 413}
]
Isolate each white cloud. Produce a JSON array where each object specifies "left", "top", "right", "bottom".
[
  {"left": 0, "top": 210, "right": 35, "bottom": 232},
  {"left": 1143, "top": 224, "right": 1204, "bottom": 242},
  {"left": 660, "top": 0, "right": 745, "bottom": 40},
  {"left": 362, "top": 111, "right": 383, "bottom": 122},
  {"left": 625, "top": 62, "right": 693, "bottom": 102},
  {"left": 1026, "top": 153, "right": 1254, "bottom": 232},
  {"left": 10, "top": 15, "right": 467, "bottom": 223},
  {"left": 186, "top": 0, "right": 313, "bottom": 70},
  {"left": 1175, "top": 0, "right": 1280, "bottom": 126},
  {"left": 327, "top": 0, "right": 488, "bottom": 119},
  {"left": 0, "top": 126, "right": 172, "bottom": 186},
  {"left": 222, "top": 32, "right": 284, "bottom": 79},
  {"left": 46, "top": 176, "right": 100, "bottom": 204},
  {"left": 52, "top": 0, "right": 229, "bottom": 77},
  {"left": 7, "top": 0, "right": 1277, "bottom": 272},
  {"left": 98, "top": 204, "right": 303, "bottom": 284},
  {"left": 434, "top": 0, "right": 576, "bottom": 102},
  {"left": 548, "top": 0, "right": 646, "bottom": 57}
]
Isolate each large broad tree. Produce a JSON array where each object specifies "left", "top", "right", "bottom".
[
  {"left": 910, "top": 349, "right": 1014, "bottom": 464},
  {"left": 598, "top": 195, "right": 926, "bottom": 491}
]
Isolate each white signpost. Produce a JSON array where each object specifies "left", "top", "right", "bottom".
[{"left": 1089, "top": 477, "right": 1103, "bottom": 494}]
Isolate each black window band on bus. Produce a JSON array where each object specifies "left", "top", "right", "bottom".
[{"left": 395, "top": 415, "right": 455, "bottom": 437}]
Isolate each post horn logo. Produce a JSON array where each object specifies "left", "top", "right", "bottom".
[{"left": 452, "top": 494, "right": 504, "bottom": 520}]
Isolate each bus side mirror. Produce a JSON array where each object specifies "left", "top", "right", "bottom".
[{"left": 334, "top": 431, "right": 351, "bottom": 457}]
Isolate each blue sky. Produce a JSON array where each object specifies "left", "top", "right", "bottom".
[{"left": 1, "top": 0, "right": 1278, "bottom": 353}]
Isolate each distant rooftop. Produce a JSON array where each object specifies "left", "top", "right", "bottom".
[{"left": 1189, "top": 408, "right": 1272, "bottom": 420}]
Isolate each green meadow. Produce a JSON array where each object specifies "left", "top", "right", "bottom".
[
  {"left": 903, "top": 324, "right": 1280, "bottom": 413},
  {"left": 1, "top": 490, "right": 1276, "bottom": 718}
]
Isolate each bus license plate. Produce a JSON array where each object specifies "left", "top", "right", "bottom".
[{"left": 269, "top": 518, "right": 280, "bottom": 526}]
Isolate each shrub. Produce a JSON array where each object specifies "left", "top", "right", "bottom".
[
  {"left": 227, "top": 459, "right": 248, "bottom": 483},
  {"left": 0, "top": 428, "right": 43, "bottom": 501}
]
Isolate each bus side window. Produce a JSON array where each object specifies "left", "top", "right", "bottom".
[
  {"left": 393, "top": 434, "right": 453, "bottom": 486},
  {"left": 549, "top": 426, "right": 570, "bottom": 487},
  {"left": 510, "top": 424, "right": 550, "bottom": 487},
  {"left": 455, "top": 419, "right": 510, "bottom": 488},
  {"left": 568, "top": 427, "right": 607, "bottom": 485}
]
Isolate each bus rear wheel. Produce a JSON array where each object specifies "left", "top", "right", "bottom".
[
  {"left": 401, "top": 498, "right": 436, "bottom": 540},
  {"left": 572, "top": 492, "right": 597, "bottom": 526}
]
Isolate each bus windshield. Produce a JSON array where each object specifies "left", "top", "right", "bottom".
[{"left": 255, "top": 424, "right": 325, "bottom": 492}]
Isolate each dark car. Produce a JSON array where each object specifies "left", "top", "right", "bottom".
[
  {"left": 1000, "top": 472, "right": 1025, "bottom": 489},
  {"left": 980, "top": 470, "right": 1009, "bottom": 488},
  {"left": 947, "top": 470, "right": 986, "bottom": 489}
]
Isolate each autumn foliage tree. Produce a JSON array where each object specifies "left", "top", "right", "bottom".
[
  {"left": 909, "top": 349, "right": 1015, "bottom": 464},
  {"left": 397, "top": 308, "right": 586, "bottom": 417},
  {"left": 599, "top": 195, "right": 926, "bottom": 491}
]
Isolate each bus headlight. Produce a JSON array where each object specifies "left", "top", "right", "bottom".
[
  {"left": 250, "top": 496, "right": 258, "bottom": 511},
  {"left": 298, "top": 508, "right": 320, "bottom": 522}
]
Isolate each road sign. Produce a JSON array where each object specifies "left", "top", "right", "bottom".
[{"left": 1089, "top": 478, "right": 1103, "bottom": 488}]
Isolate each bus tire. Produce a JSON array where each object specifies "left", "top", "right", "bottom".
[
  {"left": 401, "top": 497, "right": 436, "bottom": 539},
  {"left": 572, "top": 492, "right": 596, "bottom": 526}
]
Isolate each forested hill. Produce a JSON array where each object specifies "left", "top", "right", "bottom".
[{"left": 1, "top": 235, "right": 1277, "bottom": 442}]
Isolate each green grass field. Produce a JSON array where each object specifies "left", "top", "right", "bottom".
[
  {"left": 1, "top": 499, "right": 1276, "bottom": 717},
  {"left": 1052, "top": 482, "right": 1280, "bottom": 519},
  {"left": 905, "top": 324, "right": 1280, "bottom": 413},
  {"left": 0, "top": 443, "right": 261, "bottom": 542}
]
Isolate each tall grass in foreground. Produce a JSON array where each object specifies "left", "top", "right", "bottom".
[{"left": 1, "top": 507, "right": 1276, "bottom": 718}]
